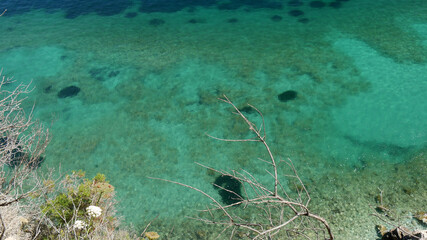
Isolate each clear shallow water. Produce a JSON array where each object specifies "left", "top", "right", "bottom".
[{"left": 0, "top": 0, "right": 426, "bottom": 238}]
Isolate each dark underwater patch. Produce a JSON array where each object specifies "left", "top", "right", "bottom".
[
  {"left": 125, "top": 12, "right": 138, "bottom": 18},
  {"left": 278, "top": 90, "right": 298, "bottom": 102},
  {"left": 1, "top": 0, "right": 285, "bottom": 16},
  {"left": 217, "top": 2, "right": 240, "bottom": 10},
  {"left": 309, "top": 1, "right": 326, "bottom": 8},
  {"left": 58, "top": 86, "right": 80, "bottom": 98},
  {"left": 0, "top": 0, "right": 132, "bottom": 18},
  {"left": 344, "top": 136, "right": 410, "bottom": 157},
  {"left": 8, "top": 155, "right": 45, "bottom": 169},
  {"left": 298, "top": 18, "right": 309, "bottom": 23},
  {"left": 214, "top": 175, "right": 243, "bottom": 205},
  {"left": 89, "top": 67, "right": 120, "bottom": 81},
  {"left": 271, "top": 15, "right": 282, "bottom": 22},
  {"left": 0, "top": 137, "right": 23, "bottom": 165},
  {"left": 44, "top": 85, "right": 53, "bottom": 93},
  {"left": 288, "top": 0, "right": 304, "bottom": 7},
  {"left": 139, "top": 0, "right": 216, "bottom": 13},
  {"left": 289, "top": 10, "right": 304, "bottom": 17},
  {"left": 217, "top": 1, "right": 282, "bottom": 10},
  {"left": 89, "top": 67, "right": 107, "bottom": 81},
  {"left": 252, "top": 1, "right": 283, "bottom": 9},
  {"left": 108, "top": 70, "right": 120, "bottom": 78},
  {"left": 0, "top": 137, "right": 44, "bottom": 169},
  {"left": 329, "top": 1, "right": 342, "bottom": 8},
  {"left": 239, "top": 106, "right": 255, "bottom": 114},
  {"left": 139, "top": 0, "right": 282, "bottom": 13},
  {"left": 227, "top": 18, "right": 238, "bottom": 23},
  {"left": 187, "top": 18, "right": 205, "bottom": 24}
]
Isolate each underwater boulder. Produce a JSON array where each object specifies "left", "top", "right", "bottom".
[
  {"left": 57, "top": 86, "right": 80, "bottom": 98},
  {"left": 278, "top": 90, "right": 298, "bottom": 102},
  {"left": 213, "top": 175, "right": 243, "bottom": 205},
  {"left": 271, "top": 15, "right": 283, "bottom": 22}
]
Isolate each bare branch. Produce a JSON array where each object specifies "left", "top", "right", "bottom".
[{"left": 0, "top": 73, "right": 50, "bottom": 209}]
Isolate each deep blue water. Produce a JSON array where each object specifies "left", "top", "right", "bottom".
[
  {"left": 1, "top": 0, "right": 345, "bottom": 17},
  {"left": 0, "top": 0, "right": 132, "bottom": 18}
]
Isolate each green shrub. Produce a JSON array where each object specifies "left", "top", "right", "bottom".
[{"left": 39, "top": 171, "right": 118, "bottom": 239}]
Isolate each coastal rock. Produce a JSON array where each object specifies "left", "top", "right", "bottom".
[{"left": 381, "top": 227, "right": 427, "bottom": 240}]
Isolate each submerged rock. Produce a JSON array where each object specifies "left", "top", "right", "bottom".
[
  {"left": 239, "top": 106, "right": 255, "bottom": 114},
  {"left": 213, "top": 175, "right": 242, "bottom": 205},
  {"left": 58, "top": 86, "right": 80, "bottom": 98},
  {"left": 278, "top": 90, "right": 298, "bottom": 102}
]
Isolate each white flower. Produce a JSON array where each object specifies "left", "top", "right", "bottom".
[
  {"left": 73, "top": 220, "right": 87, "bottom": 230},
  {"left": 86, "top": 205, "right": 102, "bottom": 218}
]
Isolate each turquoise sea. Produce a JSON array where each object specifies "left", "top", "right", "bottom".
[{"left": 1, "top": 0, "right": 426, "bottom": 238}]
